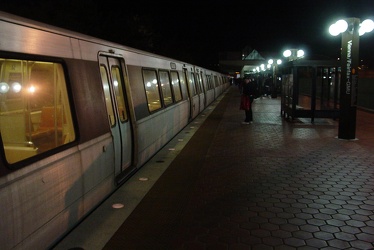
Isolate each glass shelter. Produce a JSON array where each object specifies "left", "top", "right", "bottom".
[{"left": 281, "top": 60, "right": 340, "bottom": 122}]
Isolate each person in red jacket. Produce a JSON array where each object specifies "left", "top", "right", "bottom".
[{"left": 240, "top": 76, "right": 255, "bottom": 124}]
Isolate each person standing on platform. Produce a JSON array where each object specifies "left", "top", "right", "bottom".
[{"left": 240, "top": 76, "right": 255, "bottom": 124}]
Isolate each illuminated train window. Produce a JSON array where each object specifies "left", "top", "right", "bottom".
[
  {"left": 189, "top": 72, "right": 197, "bottom": 96},
  {"left": 0, "top": 59, "right": 76, "bottom": 164},
  {"left": 142, "top": 69, "right": 161, "bottom": 112},
  {"left": 170, "top": 71, "right": 182, "bottom": 102},
  {"left": 111, "top": 66, "right": 128, "bottom": 122},
  {"left": 159, "top": 70, "right": 173, "bottom": 106}
]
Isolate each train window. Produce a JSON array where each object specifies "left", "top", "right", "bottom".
[
  {"left": 199, "top": 72, "right": 205, "bottom": 93},
  {"left": 0, "top": 58, "right": 76, "bottom": 164},
  {"left": 206, "top": 75, "right": 212, "bottom": 90},
  {"left": 111, "top": 66, "right": 128, "bottom": 122},
  {"left": 159, "top": 70, "right": 173, "bottom": 106},
  {"left": 195, "top": 73, "right": 202, "bottom": 94},
  {"left": 213, "top": 75, "right": 219, "bottom": 87},
  {"left": 142, "top": 69, "right": 161, "bottom": 112},
  {"left": 189, "top": 72, "right": 197, "bottom": 96},
  {"left": 170, "top": 71, "right": 182, "bottom": 102},
  {"left": 100, "top": 66, "right": 116, "bottom": 126}
]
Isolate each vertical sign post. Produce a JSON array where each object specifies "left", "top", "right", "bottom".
[{"left": 338, "top": 18, "right": 360, "bottom": 140}]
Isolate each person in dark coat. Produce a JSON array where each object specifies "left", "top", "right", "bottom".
[{"left": 240, "top": 76, "right": 255, "bottom": 124}]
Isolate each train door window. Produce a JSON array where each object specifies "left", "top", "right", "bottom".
[
  {"left": 170, "top": 71, "right": 182, "bottom": 102},
  {"left": 195, "top": 73, "right": 202, "bottom": 94},
  {"left": 189, "top": 72, "right": 197, "bottom": 96},
  {"left": 159, "top": 70, "right": 173, "bottom": 106},
  {"left": 100, "top": 66, "right": 116, "bottom": 126},
  {"left": 213, "top": 75, "right": 219, "bottom": 87},
  {"left": 111, "top": 66, "right": 127, "bottom": 122},
  {"left": 0, "top": 58, "right": 76, "bottom": 164},
  {"left": 199, "top": 72, "right": 206, "bottom": 93},
  {"left": 206, "top": 75, "right": 212, "bottom": 90},
  {"left": 142, "top": 69, "right": 161, "bottom": 112},
  {"left": 181, "top": 70, "right": 188, "bottom": 100},
  {"left": 203, "top": 74, "right": 208, "bottom": 90}
]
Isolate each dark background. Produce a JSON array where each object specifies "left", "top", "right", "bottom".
[{"left": 1, "top": 0, "right": 374, "bottom": 71}]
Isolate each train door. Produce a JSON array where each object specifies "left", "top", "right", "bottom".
[
  {"left": 195, "top": 72, "right": 205, "bottom": 112},
  {"left": 190, "top": 71, "right": 200, "bottom": 119},
  {"left": 183, "top": 68, "right": 192, "bottom": 120},
  {"left": 99, "top": 55, "right": 135, "bottom": 183},
  {"left": 199, "top": 71, "right": 207, "bottom": 107}
]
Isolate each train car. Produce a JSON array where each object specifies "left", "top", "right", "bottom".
[{"left": 0, "top": 11, "right": 229, "bottom": 250}]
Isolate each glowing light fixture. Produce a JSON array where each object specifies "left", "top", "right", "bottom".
[
  {"left": 329, "top": 19, "right": 348, "bottom": 36},
  {"left": 0, "top": 82, "right": 10, "bottom": 94},
  {"left": 12, "top": 82, "right": 22, "bottom": 93},
  {"left": 283, "top": 49, "right": 304, "bottom": 61},
  {"left": 329, "top": 18, "right": 374, "bottom": 36},
  {"left": 283, "top": 50, "right": 292, "bottom": 57},
  {"left": 359, "top": 19, "right": 374, "bottom": 36},
  {"left": 297, "top": 50, "right": 305, "bottom": 58},
  {"left": 28, "top": 85, "right": 36, "bottom": 93}
]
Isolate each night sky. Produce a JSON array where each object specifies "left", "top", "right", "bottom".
[{"left": 1, "top": 0, "right": 374, "bottom": 71}]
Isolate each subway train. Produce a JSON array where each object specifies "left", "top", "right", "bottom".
[{"left": 0, "top": 11, "right": 229, "bottom": 249}]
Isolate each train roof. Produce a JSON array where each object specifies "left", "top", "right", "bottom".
[
  {"left": 0, "top": 11, "right": 228, "bottom": 75},
  {"left": 0, "top": 11, "right": 192, "bottom": 66}
]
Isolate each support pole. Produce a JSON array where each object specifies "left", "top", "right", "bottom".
[{"left": 338, "top": 18, "right": 359, "bottom": 140}]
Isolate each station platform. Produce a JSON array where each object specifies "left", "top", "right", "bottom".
[{"left": 53, "top": 86, "right": 374, "bottom": 250}]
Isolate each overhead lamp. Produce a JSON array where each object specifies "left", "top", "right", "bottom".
[
  {"left": 329, "top": 19, "right": 348, "bottom": 36},
  {"left": 12, "top": 82, "right": 22, "bottom": 93},
  {"left": 283, "top": 50, "right": 292, "bottom": 57},
  {"left": 0, "top": 82, "right": 9, "bottom": 94},
  {"left": 359, "top": 19, "right": 374, "bottom": 36},
  {"left": 283, "top": 49, "right": 304, "bottom": 61},
  {"left": 329, "top": 18, "right": 374, "bottom": 36}
]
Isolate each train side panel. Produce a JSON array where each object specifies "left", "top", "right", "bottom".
[
  {"left": 182, "top": 65, "right": 200, "bottom": 120},
  {"left": 125, "top": 60, "right": 190, "bottom": 167},
  {"left": 203, "top": 69, "right": 216, "bottom": 106},
  {"left": 0, "top": 16, "right": 116, "bottom": 249},
  {"left": 0, "top": 17, "right": 76, "bottom": 59},
  {"left": 0, "top": 11, "right": 229, "bottom": 250}
]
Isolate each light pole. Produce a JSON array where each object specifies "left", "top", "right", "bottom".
[
  {"left": 283, "top": 49, "right": 305, "bottom": 61},
  {"left": 268, "top": 59, "right": 282, "bottom": 98},
  {"left": 329, "top": 18, "right": 374, "bottom": 140}
]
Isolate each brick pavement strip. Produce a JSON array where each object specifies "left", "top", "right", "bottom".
[
  {"left": 106, "top": 86, "right": 374, "bottom": 249},
  {"left": 171, "top": 87, "right": 374, "bottom": 249}
]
